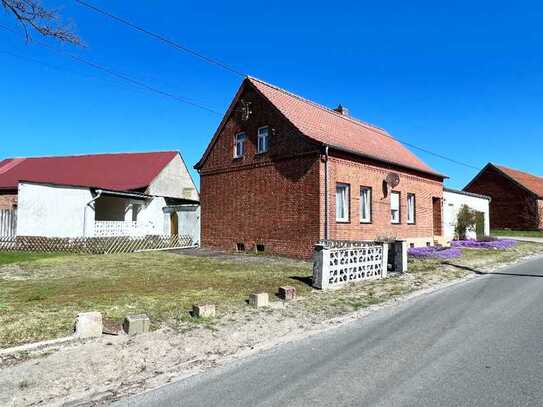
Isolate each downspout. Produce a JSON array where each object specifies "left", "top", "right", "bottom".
[
  {"left": 83, "top": 189, "right": 102, "bottom": 238},
  {"left": 324, "top": 145, "right": 329, "bottom": 241}
]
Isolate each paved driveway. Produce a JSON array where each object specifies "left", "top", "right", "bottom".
[
  {"left": 500, "top": 236, "right": 543, "bottom": 244},
  {"left": 116, "top": 256, "right": 543, "bottom": 407}
]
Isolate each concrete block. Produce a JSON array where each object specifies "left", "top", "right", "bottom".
[
  {"left": 249, "top": 292, "right": 269, "bottom": 307},
  {"left": 74, "top": 312, "right": 102, "bottom": 338},
  {"left": 192, "top": 304, "right": 216, "bottom": 318},
  {"left": 278, "top": 286, "right": 296, "bottom": 301},
  {"left": 123, "top": 314, "right": 150, "bottom": 336}
]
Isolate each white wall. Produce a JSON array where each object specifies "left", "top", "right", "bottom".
[
  {"left": 137, "top": 196, "right": 168, "bottom": 236},
  {"left": 443, "top": 190, "right": 490, "bottom": 241},
  {"left": 17, "top": 182, "right": 93, "bottom": 238},
  {"left": 147, "top": 154, "right": 199, "bottom": 201}
]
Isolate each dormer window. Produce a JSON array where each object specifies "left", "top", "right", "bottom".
[
  {"left": 257, "top": 126, "right": 270, "bottom": 154},
  {"left": 234, "top": 132, "right": 246, "bottom": 158}
]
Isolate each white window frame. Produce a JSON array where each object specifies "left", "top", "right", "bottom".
[
  {"left": 257, "top": 126, "right": 269, "bottom": 154},
  {"left": 360, "top": 187, "right": 372, "bottom": 223},
  {"left": 234, "top": 132, "right": 246, "bottom": 158},
  {"left": 391, "top": 191, "right": 401, "bottom": 224},
  {"left": 407, "top": 193, "right": 416, "bottom": 224},
  {"left": 336, "top": 183, "right": 350, "bottom": 222}
]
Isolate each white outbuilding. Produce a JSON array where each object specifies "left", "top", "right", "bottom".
[
  {"left": 443, "top": 188, "right": 491, "bottom": 241},
  {"left": 0, "top": 151, "right": 200, "bottom": 245}
]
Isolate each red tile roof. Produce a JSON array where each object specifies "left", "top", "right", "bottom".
[
  {"left": 494, "top": 164, "right": 543, "bottom": 198},
  {"left": 247, "top": 77, "right": 443, "bottom": 177},
  {"left": 0, "top": 151, "right": 177, "bottom": 191}
]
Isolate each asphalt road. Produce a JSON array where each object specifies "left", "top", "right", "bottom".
[{"left": 116, "top": 256, "right": 543, "bottom": 407}]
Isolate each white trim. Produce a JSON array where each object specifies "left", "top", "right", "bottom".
[{"left": 257, "top": 126, "right": 270, "bottom": 153}]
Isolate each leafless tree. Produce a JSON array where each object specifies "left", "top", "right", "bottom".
[{"left": 1, "top": 0, "right": 81, "bottom": 45}]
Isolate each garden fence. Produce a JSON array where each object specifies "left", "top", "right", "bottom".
[
  {"left": 0, "top": 234, "right": 194, "bottom": 255},
  {"left": 0, "top": 209, "right": 16, "bottom": 238},
  {"left": 313, "top": 240, "right": 388, "bottom": 289}
]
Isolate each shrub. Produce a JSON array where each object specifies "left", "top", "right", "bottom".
[{"left": 455, "top": 205, "right": 477, "bottom": 240}]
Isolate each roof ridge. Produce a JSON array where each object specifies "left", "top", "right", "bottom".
[
  {"left": 1, "top": 150, "right": 178, "bottom": 161},
  {"left": 495, "top": 163, "right": 543, "bottom": 179},
  {"left": 247, "top": 76, "right": 388, "bottom": 135}
]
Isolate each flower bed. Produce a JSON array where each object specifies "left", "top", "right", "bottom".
[
  {"left": 451, "top": 239, "right": 517, "bottom": 250},
  {"left": 408, "top": 246, "right": 463, "bottom": 259}
]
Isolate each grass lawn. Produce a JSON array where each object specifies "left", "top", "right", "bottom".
[
  {"left": 1, "top": 241, "right": 542, "bottom": 349},
  {"left": 0, "top": 252, "right": 313, "bottom": 348},
  {"left": 492, "top": 229, "right": 543, "bottom": 238}
]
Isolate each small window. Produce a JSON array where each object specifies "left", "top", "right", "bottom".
[
  {"left": 257, "top": 126, "right": 269, "bottom": 153},
  {"left": 236, "top": 242, "right": 245, "bottom": 252},
  {"left": 407, "top": 193, "right": 416, "bottom": 224},
  {"left": 336, "top": 183, "right": 350, "bottom": 222},
  {"left": 256, "top": 244, "right": 265, "bottom": 253},
  {"left": 360, "top": 187, "right": 372, "bottom": 223},
  {"left": 234, "top": 132, "right": 246, "bottom": 158},
  {"left": 391, "top": 191, "right": 401, "bottom": 224}
]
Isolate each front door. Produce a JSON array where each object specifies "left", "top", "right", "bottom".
[{"left": 432, "top": 197, "right": 442, "bottom": 236}]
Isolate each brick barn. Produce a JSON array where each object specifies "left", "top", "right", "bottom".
[
  {"left": 195, "top": 77, "right": 447, "bottom": 258},
  {"left": 464, "top": 163, "right": 543, "bottom": 231}
]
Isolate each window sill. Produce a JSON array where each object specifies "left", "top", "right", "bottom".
[
  {"left": 336, "top": 220, "right": 351, "bottom": 224},
  {"left": 391, "top": 222, "right": 401, "bottom": 225},
  {"left": 360, "top": 221, "right": 372, "bottom": 224},
  {"left": 232, "top": 156, "right": 243, "bottom": 161},
  {"left": 407, "top": 222, "right": 416, "bottom": 225}
]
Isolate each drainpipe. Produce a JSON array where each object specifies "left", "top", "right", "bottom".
[
  {"left": 324, "top": 145, "right": 329, "bottom": 241},
  {"left": 83, "top": 189, "right": 102, "bottom": 238}
]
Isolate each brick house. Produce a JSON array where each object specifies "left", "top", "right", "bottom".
[
  {"left": 464, "top": 163, "right": 543, "bottom": 230},
  {"left": 195, "top": 77, "right": 447, "bottom": 258}
]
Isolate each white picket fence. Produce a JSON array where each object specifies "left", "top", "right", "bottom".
[
  {"left": 0, "top": 209, "right": 16, "bottom": 238},
  {"left": 94, "top": 221, "right": 145, "bottom": 237}
]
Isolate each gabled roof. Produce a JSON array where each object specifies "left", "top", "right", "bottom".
[
  {"left": 464, "top": 163, "right": 543, "bottom": 198},
  {"left": 196, "top": 77, "right": 444, "bottom": 178},
  {"left": 0, "top": 151, "right": 178, "bottom": 192}
]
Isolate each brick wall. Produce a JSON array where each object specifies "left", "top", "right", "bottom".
[
  {"left": 198, "top": 83, "right": 322, "bottom": 258},
  {"left": 323, "top": 152, "right": 443, "bottom": 243},
  {"left": 465, "top": 166, "right": 540, "bottom": 230},
  {"left": 0, "top": 193, "right": 17, "bottom": 210}
]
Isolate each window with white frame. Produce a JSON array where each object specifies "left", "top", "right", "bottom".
[
  {"left": 234, "top": 132, "right": 246, "bottom": 158},
  {"left": 360, "top": 187, "right": 372, "bottom": 223},
  {"left": 391, "top": 191, "right": 401, "bottom": 224},
  {"left": 257, "top": 126, "right": 269, "bottom": 153},
  {"left": 407, "top": 193, "right": 416, "bottom": 224},
  {"left": 336, "top": 183, "right": 350, "bottom": 222}
]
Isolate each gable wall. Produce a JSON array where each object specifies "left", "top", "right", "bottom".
[
  {"left": 199, "top": 84, "right": 322, "bottom": 258},
  {"left": 464, "top": 166, "right": 540, "bottom": 230},
  {"left": 147, "top": 154, "right": 199, "bottom": 201}
]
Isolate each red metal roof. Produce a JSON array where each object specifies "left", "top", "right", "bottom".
[
  {"left": 495, "top": 164, "right": 543, "bottom": 198},
  {"left": 0, "top": 151, "right": 177, "bottom": 191},
  {"left": 247, "top": 77, "right": 443, "bottom": 177}
]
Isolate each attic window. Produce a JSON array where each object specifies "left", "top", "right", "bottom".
[
  {"left": 234, "top": 133, "right": 246, "bottom": 159},
  {"left": 257, "top": 127, "right": 269, "bottom": 153}
]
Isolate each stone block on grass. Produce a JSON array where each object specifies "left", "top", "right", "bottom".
[
  {"left": 192, "top": 304, "right": 216, "bottom": 318},
  {"left": 74, "top": 312, "right": 103, "bottom": 339},
  {"left": 123, "top": 314, "right": 150, "bottom": 336},
  {"left": 249, "top": 292, "right": 269, "bottom": 307},
  {"left": 278, "top": 286, "right": 297, "bottom": 301}
]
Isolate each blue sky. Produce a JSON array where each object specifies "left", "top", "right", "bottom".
[{"left": 1, "top": 1, "right": 542, "bottom": 188}]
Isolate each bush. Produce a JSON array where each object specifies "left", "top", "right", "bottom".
[{"left": 455, "top": 205, "right": 477, "bottom": 240}]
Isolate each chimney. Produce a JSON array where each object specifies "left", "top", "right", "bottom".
[{"left": 334, "top": 104, "right": 349, "bottom": 116}]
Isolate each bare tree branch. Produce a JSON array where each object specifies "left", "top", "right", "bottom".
[{"left": 1, "top": 0, "right": 81, "bottom": 45}]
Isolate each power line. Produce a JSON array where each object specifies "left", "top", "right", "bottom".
[
  {"left": 0, "top": 24, "right": 223, "bottom": 115},
  {"left": 75, "top": 0, "right": 245, "bottom": 77}
]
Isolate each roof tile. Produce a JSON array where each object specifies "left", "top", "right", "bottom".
[
  {"left": 248, "top": 77, "right": 443, "bottom": 177},
  {"left": 0, "top": 151, "right": 177, "bottom": 191}
]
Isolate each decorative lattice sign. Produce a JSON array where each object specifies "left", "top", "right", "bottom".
[{"left": 313, "top": 240, "right": 388, "bottom": 289}]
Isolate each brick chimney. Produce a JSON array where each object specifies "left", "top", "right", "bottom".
[{"left": 334, "top": 104, "right": 349, "bottom": 116}]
